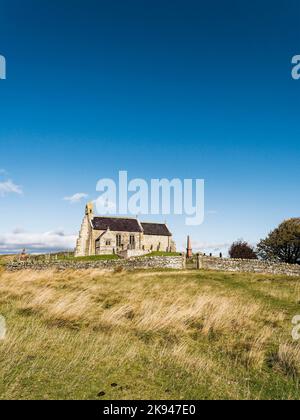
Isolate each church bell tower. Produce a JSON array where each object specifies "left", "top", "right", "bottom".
[{"left": 85, "top": 202, "right": 94, "bottom": 220}]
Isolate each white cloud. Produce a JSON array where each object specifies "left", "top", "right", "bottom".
[
  {"left": 0, "top": 230, "right": 77, "bottom": 254},
  {"left": 0, "top": 180, "right": 23, "bottom": 197},
  {"left": 64, "top": 193, "right": 88, "bottom": 204}
]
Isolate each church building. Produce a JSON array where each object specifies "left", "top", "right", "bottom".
[{"left": 75, "top": 203, "right": 176, "bottom": 257}]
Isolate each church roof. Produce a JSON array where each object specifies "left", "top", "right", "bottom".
[
  {"left": 141, "top": 222, "right": 172, "bottom": 237},
  {"left": 92, "top": 217, "right": 142, "bottom": 233},
  {"left": 91, "top": 217, "right": 172, "bottom": 236}
]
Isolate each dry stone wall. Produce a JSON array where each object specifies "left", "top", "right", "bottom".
[
  {"left": 199, "top": 256, "right": 300, "bottom": 277},
  {"left": 5, "top": 255, "right": 300, "bottom": 277},
  {"left": 6, "top": 256, "right": 185, "bottom": 272}
]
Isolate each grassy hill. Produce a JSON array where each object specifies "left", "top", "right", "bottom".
[
  {"left": 0, "top": 268, "right": 300, "bottom": 400},
  {"left": 0, "top": 255, "right": 15, "bottom": 266}
]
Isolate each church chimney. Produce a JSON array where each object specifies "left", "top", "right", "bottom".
[{"left": 186, "top": 235, "right": 192, "bottom": 258}]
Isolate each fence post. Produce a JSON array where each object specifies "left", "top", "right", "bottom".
[
  {"left": 182, "top": 253, "right": 187, "bottom": 269},
  {"left": 196, "top": 253, "right": 202, "bottom": 269}
]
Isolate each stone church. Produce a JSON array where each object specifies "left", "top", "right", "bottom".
[{"left": 75, "top": 203, "right": 176, "bottom": 257}]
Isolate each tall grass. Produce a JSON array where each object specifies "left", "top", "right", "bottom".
[{"left": 0, "top": 268, "right": 299, "bottom": 399}]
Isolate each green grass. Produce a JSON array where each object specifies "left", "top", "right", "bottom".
[
  {"left": 143, "top": 251, "right": 182, "bottom": 257},
  {"left": 0, "top": 268, "right": 300, "bottom": 400},
  {"left": 0, "top": 255, "right": 14, "bottom": 266},
  {"left": 59, "top": 254, "right": 120, "bottom": 261}
]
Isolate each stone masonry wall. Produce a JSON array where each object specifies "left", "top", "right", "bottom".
[
  {"left": 199, "top": 256, "right": 300, "bottom": 277},
  {"left": 6, "top": 256, "right": 185, "bottom": 272},
  {"left": 5, "top": 255, "right": 300, "bottom": 277},
  {"left": 141, "top": 234, "right": 171, "bottom": 252},
  {"left": 91, "top": 229, "right": 143, "bottom": 255}
]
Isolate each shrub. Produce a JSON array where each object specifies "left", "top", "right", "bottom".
[{"left": 229, "top": 240, "right": 257, "bottom": 259}]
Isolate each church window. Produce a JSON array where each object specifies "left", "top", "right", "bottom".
[{"left": 116, "top": 234, "right": 122, "bottom": 247}]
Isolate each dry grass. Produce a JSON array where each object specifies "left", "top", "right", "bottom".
[
  {"left": 0, "top": 269, "right": 263, "bottom": 336},
  {"left": 0, "top": 268, "right": 299, "bottom": 399},
  {"left": 269, "top": 343, "right": 300, "bottom": 380}
]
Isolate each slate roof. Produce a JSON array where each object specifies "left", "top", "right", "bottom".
[
  {"left": 91, "top": 217, "right": 172, "bottom": 236},
  {"left": 92, "top": 217, "right": 142, "bottom": 233},
  {"left": 141, "top": 222, "right": 172, "bottom": 237}
]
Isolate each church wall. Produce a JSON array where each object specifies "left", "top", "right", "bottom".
[
  {"left": 74, "top": 214, "right": 93, "bottom": 257},
  {"left": 141, "top": 234, "right": 171, "bottom": 252},
  {"left": 91, "top": 229, "right": 143, "bottom": 255}
]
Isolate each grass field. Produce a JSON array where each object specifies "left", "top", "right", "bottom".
[
  {"left": 0, "top": 267, "right": 300, "bottom": 400},
  {"left": 144, "top": 252, "right": 182, "bottom": 257},
  {"left": 0, "top": 255, "right": 15, "bottom": 266},
  {"left": 57, "top": 254, "right": 120, "bottom": 261}
]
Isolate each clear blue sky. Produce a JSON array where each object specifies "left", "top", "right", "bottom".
[{"left": 0, "top": 0, "right": 300, "bottom": 253}]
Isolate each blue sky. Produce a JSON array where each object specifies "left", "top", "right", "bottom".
[{"left": 0, "top": 0, "right": 300, "bottom": 254}]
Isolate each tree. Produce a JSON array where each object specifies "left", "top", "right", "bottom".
[
  {"left": 257, "top": 218, "right": 300, "bottom": 264},
  {"left": 229, "top": 240, "right": 257, "bottom": 259}
]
